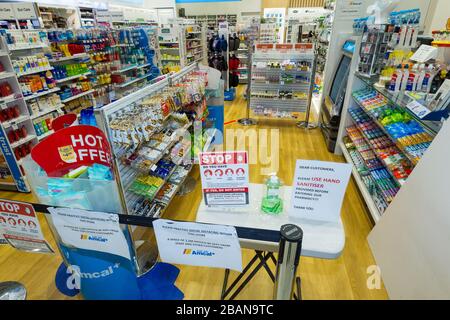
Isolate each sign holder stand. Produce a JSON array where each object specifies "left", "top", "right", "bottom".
[
  {"left": 238, "top": 39, "right": 256, "bottom": 126},
  {"left": 297, "top": 48, "right": 318, "bottom": 130}
]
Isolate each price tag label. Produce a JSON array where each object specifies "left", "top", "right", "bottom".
[
  {"left": 406, "top": 100, "right": 431, "bottom": 119},
  {"left": 0, "top": 103, "right": 7, "bottom": 110},
  {"left": 12, "top": 124, "right": 18, "bottom": 131},
  {"left": 151, "top": 164, "right": 158, "bottom": 172}
]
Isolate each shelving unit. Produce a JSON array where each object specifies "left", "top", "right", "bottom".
[
  {"left": 184, "top": 24, "right": 207, "bottom": 66},
  {"left": 249, "top": 43, "right": 316, "bottom": 120},
  {"left": 340, "top": 63, "right": 446, "bottom": 223},
  {"left": 187, "top": 14, "right": 237, "bottom": 32},
  {"left": 94, "top": 64, "right": 206, "bottom": 217}
]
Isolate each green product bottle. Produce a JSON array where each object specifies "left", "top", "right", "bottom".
[{"left": 261, "top": 175, "right": 283, "bottom": 215}]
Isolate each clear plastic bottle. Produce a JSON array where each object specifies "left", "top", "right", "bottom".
[{"left": 261, "top": 175, "right": 283, "bottom": 215}]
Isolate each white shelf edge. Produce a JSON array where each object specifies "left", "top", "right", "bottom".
[
  {"left": 2, "top": 115, "right": 30, "bottom": 128},
  {"left": 0, "top": 72, "right": 15, "bottom": 80},
  {"left": 49, "top": 54, "right": 89, "bottom": 63},
  {"left": 339, "top": 141, "right": 381, "bottom": 224},
  {"left": 30, "top": 105, "right": 63, "bottom": 119},
  {"left": 114, "top": 74, "right": 153, "bottom": 89},
  {"left": 10, "top": 134, "right": 37, "bottom": 149},
  {"left": 17, "top": 66, "right": 54, "bottom": 77},
  {"left": 112, "top": 63, "right": 150, "bottom": 74},
  {"left": 24, "top": 87, "right": 60, "bottom": 101},
  {"left": 55, "top": 72, "right": 91, "bottom": 83}
]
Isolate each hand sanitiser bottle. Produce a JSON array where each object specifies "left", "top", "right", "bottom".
[{"left": 261, "top": 175, "right": 283, "bottom": 214}]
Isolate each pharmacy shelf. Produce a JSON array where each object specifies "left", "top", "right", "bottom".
[
  {"left": 8, "top": 43, "right": 49, "bottom": 51},
  {"left": 2, "top": 115, "right": 30, "bottom": 128},
  {"left": 113, "top": 74, "right": 153, "bottom": 89},
  {"left": 55, "top": 72, "right": 91, "bottom": 83},
  {"left": 10, "top": 134, "right": 36, "bottom": 149},
  {"left": 251, "top": 82, "right": 310, "bottom": 91},
  {"left": 37, "top": 130, "right": 54, "bottom": 141},
  {"left": 48, "top": 53, "right": 89, "bottom": 63},
  {"left": 355, "top": 73, "right": 442, "bottom": 135},
  {"left": 30, "top": 105, "right": 63, "bottom": 120},
  {"left": 23, "top": 87, "right": 60, "bottom": 101},
  {"left": 348, "top": 115, "right": 408, "bottom": 187},
  {"left": 17, "top": 66, "right": 54, "bottom": 77},
  {"left": 340, "top": 140, "right": 381, "bottom": 224},
  {"left": 60, "top": 89, "right": 94, "bottom": 103},
  {"left": 351, "top": 95, "right": 422, "bottom": 165}
]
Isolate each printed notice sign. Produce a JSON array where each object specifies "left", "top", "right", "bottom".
[
  {"left": 154, "top": 219, "right": 242, "bottom": 272},
  {"left": 199, "top": 151, "right": 249, "bottom": 206},
  {"left": 49, "top": 207, "right": 131, "bottom": 260},
  {"left": 290, "top": 160, "right": 352, "bottom": 222},
  {"left": 0, "top": 199, "right": 53, "bottom": 253}
]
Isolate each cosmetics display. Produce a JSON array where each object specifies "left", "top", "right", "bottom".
[
  {"left": 96, "top": 65, "right": 209, "bottom": 217},
  {"left": 249, "top": 44, "right": 315, "bottom": 119}
]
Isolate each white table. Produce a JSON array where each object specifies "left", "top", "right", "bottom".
[
  {"left": 196, "top": 183, "right": 345, "bottom": 259},
  {"left": 196, "top": 183, "right": 345, "bottom": 299}
]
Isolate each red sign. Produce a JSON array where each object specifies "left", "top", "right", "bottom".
[
  {"left": 52, "top": 113, "right": 78, "bottom": 132},
  {"left": 276, "top": 44, "right": 293, "bottom": 50},
  {"left": 31, "top": 125, "right": 113, "bottom": 177}
]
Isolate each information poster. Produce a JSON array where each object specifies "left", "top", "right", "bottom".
[
  {"left": 199, "top": 151, "right": 249, "bottom": 206},
  {"left": 0, "top": 199, "right": 53, "bottom": 253},
  {"left": 290, "top": 160, "right": 352, "bottom": 223},
  {"left": 49, "top": 207, "right": 131, "bottom": 260},
  {"left": 154, "top": 219, "right": 242, "bottom": 272}
]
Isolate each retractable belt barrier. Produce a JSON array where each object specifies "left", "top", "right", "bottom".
[{"left": 8, "top": 200, "right": 303, "bottom": 300}]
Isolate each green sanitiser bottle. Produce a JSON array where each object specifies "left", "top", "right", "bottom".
[{"left": 261, "top": 175, "right": 283, "bottom": 214}]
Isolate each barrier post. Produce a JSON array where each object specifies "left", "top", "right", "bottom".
[{"left": 273, "top": 224, "right": 303, "bottom": 300}]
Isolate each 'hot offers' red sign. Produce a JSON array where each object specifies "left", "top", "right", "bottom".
[{"left": 31, "top": 125, "right": 113, "bottom": 177}]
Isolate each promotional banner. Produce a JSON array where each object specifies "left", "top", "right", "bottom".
[
  {"left": 290, "top": 160, "right": 352, "bottom": 223},
  {"left": 199, "top": 151, "right": 249, "bottom": 206},
  {"left": 31, "top": 125, "right": 113, "bottom": 177},
  {"left": 49, "top": 207, "right": 131, "bottom": 260},
  {"left": 0, "top": 199, "right": 53, "bottom": 253},
  {"left": 154, "top": 219, "right": 242, "bottom": 272}
]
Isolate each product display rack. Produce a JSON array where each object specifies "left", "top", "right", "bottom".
[
  {"left": 95, "top": 64, "right": 209, "bottom": 217},
  {"left": 341, "top": 71, "right": 444, "bottom": 223},
  {"left": 184, "top": 24, "right": 207, "bottom": 66},
  {"left": 249, "top": 43, "right": 316, "bottom": 120}
]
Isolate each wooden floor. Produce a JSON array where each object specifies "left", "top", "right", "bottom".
[{"left": 0, "top": 86, "right": 388, "bottom": 300}]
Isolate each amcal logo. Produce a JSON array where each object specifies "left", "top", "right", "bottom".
[
  {"left": 183, "top": 249, "right": 215, "bottom": 256},
  {"left": 80, "top": 233, "right": 108, "bottom": 242}
]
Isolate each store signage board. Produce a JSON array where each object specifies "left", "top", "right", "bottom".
[
  {"left": 0, "top": 3, "right": 15, "bottom": 20},
  {"left": 12, "top": 2, "right": 38, "bottom": 20},
  {"left": 31, "top": 125, "right": 113, "bottom": 177},
  {"left": 110, "top": 11, "right": 124, "bottom": 22},
  {"left": 199, "top": 151, "right": 249, "bottom": 206},
  {"left": 290, "top": 160, "right": 352, "bottom": 223},
  {"left": 410, "top": 45, "right": 438, "bottom": 63},
  {"left": 336, "top": 0, "right": 365, "bottom": 20},
  {"left": 295, "top": 43, "right": 314, "bottom": 54},
  {"left": 406, "top": 100, "right": 431, "bottom": 119},
  {"left": 49, "top": 207, "right": 131, "bottom": 260},
  {"left": 154, "top": 219, "right": 242, "bottom": 272},
  {"left": 256, "top": 43, "right": 274, "bottom": 52},
  {"left": 0, "top": 199, "right": 53, "bottom": 253}
]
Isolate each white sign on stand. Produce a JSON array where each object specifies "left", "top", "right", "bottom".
[
  {"left": 49, "top": 207, "right": 131, "bottom": 260},
  {"left": 290, "top": 160, "right": 352, "bottom": 223},
  {"left": 199, "top": 151, "right": 249, "bottom": 206},
  {"left": 410, "top": 45, "right": 438, "bottom": 63},
  {"left": 154, "top": 219, "right": 242, "bottom": 272}
]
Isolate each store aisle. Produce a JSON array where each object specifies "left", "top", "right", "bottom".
[{"left": 0, "top": 85, "right": 388, "bottom": 299}]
